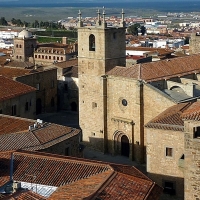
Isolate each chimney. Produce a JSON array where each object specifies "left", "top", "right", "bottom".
[{"left": 62, "top": 37, "right": 68, "bottom": 45}]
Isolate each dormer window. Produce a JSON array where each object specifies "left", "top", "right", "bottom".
[{"left": 89, "top": 34, "right": 95, "bottom": 51}]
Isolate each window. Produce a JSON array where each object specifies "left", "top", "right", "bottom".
[
  {"left": 122, "top": 99, "right": 128, "bottom": 106},
  {"left": 89, "top": 34, "right": 95, "bottom": 51},
  {"left": 35, "top": 55, "right": 37, "bottom": 58},
  {"left": 36, "top": 83, "right": 40, "bottom": 90},
  {"left": 65, "top": 147, "right": 70, "bottom": 156},
  {"left": 92, "top": 102, "right": 97, "bottom": 108},
  {"left": 25, "top": 102, "right": 28, "bottom": 111},
  {"left": 0, "top": 109, "right": 2, "bottom": 114},
  {"left": 51, "top": 80, "right": 54, "bottom": 88},
  {"left": 163, "top": 181, "right": 176, "bottom": 195},
  {"left": 51, "top": 97, "right": 55, "bottom": 107},
  {"left": 194, "top": 127, "right": 200, "bottom": 138},
  {"left": 166, "top": 147, "right": 173, "bottom": 157},
  {"left": 12, "top": 105, "right": 16, "bottom": 116},
  {"left": 113, "top": 32, "right": 116, "bottom": 39},
  {"left": 64, "top": 83, "right": 68, "bottom": 91}
]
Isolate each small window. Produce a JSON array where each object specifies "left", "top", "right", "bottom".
[
  {"left": 122, "top": 99, "right": 128, "bottom": 106},
  {"left": 92, "top": 102, "right": 97, "bottom": 108},
  {"left": 194, "top": 127, "right": 200, "bottom": 138},
  {"left": 36, "top": 83, "right": 40, "bottom": 90},
  {"left": 51, "top": 97, "right": 55, "bottom": 107},
  {"left": 89, "top": 34, "right": 95, "bottom": 51},
  {"left": 12, "top": 105, "right": 16, "bottom": 116},
  {"left": 65, "top": 147, "right": 70, "bottom": 156},
  {"left": 64, "top": 83, "right": 68, "bottom": 91},
  {"left": 113, "top": 32, "right": 116, "bottom": 39},
  {"left": 25, "top": 102, "right": 28, "bottom": 111},
  {"left": 51, "top": 80, "right": 54, "bottom": 88},
  {"left": 166, "top": 147, "right": 173, "bottom": 157},
  {"left": 35, "top": 55, "right": 37, "bottom": 58},
  {"left": 163, "top": 181, "right": 176, "bottom": 195}
]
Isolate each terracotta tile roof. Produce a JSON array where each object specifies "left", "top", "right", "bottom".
[
  {"left": 0, "top": 115, "right": 33, "bottom": 135},
  {"left": 181, "top": 101, "right": 200, "bottom": 121},
  {"left": 4, "top": 60, "right": 34, "bottom": 69},
  {"left": 145, "top": 102, "right": 191, "bottom": 131},
  {"left": 95, "top": 173, "right": 156, "bottom": 200},
  {"left": 0, "top": 76, "right": 36, "bottom": 101},
  {"left": 0, "top": 151, "right": 162, "bottom": 200},
  {"left": 0, "top": 115, "right": 80, "bottom": 151},
  {"left": 53, "top": 59, "right": 78, "bottom": 69},
  {"left": 126, "top": 46, "right": 174, "bottom": 56},
  {"left": 107, "top": 54, "right": 200, "bottom": 82},
  {"left": 3, "top": 190, "right": 46, "bottom": 200},
  {"left": 0, "top": 67, "right": 31, "bottom": 79}
]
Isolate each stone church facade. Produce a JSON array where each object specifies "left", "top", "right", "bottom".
[{"left": 78, "top": 10, "right": 200, "bottom": 165}]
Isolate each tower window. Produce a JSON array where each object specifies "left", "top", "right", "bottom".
[
  {"left": 166, "top": 147, "right": 173, "bottom": 157},
  {"left": 89, "top": 34, "right": 95, "bottom": 51}
]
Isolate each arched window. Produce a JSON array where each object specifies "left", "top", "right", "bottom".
[{"left": 89, "top": 34, "right": 95, "bottom": 51}]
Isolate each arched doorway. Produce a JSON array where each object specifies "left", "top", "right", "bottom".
[
  {"left": 121, "top": 135, "right": 130, "bottom": 157},
  {"left": 71, "top": 102, "right": 77, "bottom": 112},
  {"left": 36, "top": 98, "right": 42, "bottom": 115}
]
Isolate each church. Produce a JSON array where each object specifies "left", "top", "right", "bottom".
[{"left": 77, "top": 9, "right": 200, "bottom": 164}]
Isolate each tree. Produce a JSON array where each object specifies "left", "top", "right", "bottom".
[
  {"left": 140, "top": 25, "right": 146, "bottom": 36},
  {"left": 127, "top": 23, "right": 140, "bottom": 36},
  {"left": 0, "top": 17, "right": 8, "bottom": 26}
]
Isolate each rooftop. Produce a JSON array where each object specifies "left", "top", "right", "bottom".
[
  {"left": 145, "top": 101, "right": 200, "bottom": 131},
  {"left": 0, "top": 150, "right": 163, "bottom": 199},
  {"left": 106, "top": 53, "right": 200, "bottom": 82},
  {"left": 0, "top": 76, "right": 36, "bottom": 101}
]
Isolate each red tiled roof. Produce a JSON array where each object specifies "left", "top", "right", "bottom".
[
  {"left": 3, "top": 190, "right": 46, "bottom": 200},
  {"left": 107, "top": 54, "right": 200, "bottom": 82},
  {"left": 145, "top": 102, "right": 191, "bottom": 131},
  {"left": 126, "top": 46, "right": 174, "bottom": 56},
  {"left": 0, "top": 67, "right": 31, "bottom": 79},
  {"left": 4, "top": 60, "right": 34, "bottom": 69},
  {"left": 0, "top": 115, "right": 80, "bottom": 151},
  {"left": 0, "top": 151, "right": 162, "bottom": 200},
  {"left": 145, "top": 101, "right": 200, "bottom": 130},
  {"left": 53, "top": 59, "right": 78, "bottom": 69},
  {"left": 0, "top": 76, "right": 36, "bottom": 101},
  {"left": 181, "top": 101, "right": 200, "bottom": 121}
]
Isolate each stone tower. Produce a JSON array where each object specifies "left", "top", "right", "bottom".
[
  {"left": 184, "top": 120, "right": 200, "bottom": 199},
  {"left": 13, "top": 27, "right": 37, "bottom": 62},
  {"left": 78, "top": 10, "right": 126, "bottom": 151},
  {"left": 189, "top": 32, "right": 200, "bottom": 54}
]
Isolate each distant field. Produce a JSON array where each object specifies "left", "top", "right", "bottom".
[{"left": 0, "top": 7, "right": 162, "bottom": 23}]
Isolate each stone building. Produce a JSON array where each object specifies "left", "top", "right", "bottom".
[
  {"left": 0, "top": 114, "right": 82, "bottom": 157},
  {"left": 145, "top": 101, "right": 200, "bottom": 200},
  {"left": 0, "top": 66, "right": 57, "bottom": 115},
  {"left": 0, "top": 75, "right": 36, "bottom": 119},
  {"left": 13, "top": 28, "right": 37, "bottom": 62},
  {"left": 34, "top": 37, "right": 78, "bottom": 66},
  {"left": 0, "top": 150, "right": 162, "bottom": 199},
  {"left": 53, "top": 59, "right": 78, "bottom": 111},
  {"left": 13, "top": 29, "right": 78, "bottom": 66},
  {"left": 78, "top": 10, "right": 200, "bottom": 164},
  {"left": 189, "top": 32, "right": 200, "bottom": 54}
]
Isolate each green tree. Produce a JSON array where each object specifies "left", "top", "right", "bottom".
[
  {"left": 127, "top": 23, "right": 140, "bottom": 36},
  {"left": 140, "top": 25, "right": 146, "bottom": 36},
  {"left": 0, "top": 17, "right": 8, "bottom": 26}
]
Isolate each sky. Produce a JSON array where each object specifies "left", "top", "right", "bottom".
[{"left": 0, "top": 0, "right": 197, "bottom": 2}]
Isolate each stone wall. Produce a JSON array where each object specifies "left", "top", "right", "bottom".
[
  {"left": 0, "top": 92, "right": 36, "bottom": 119},
  {"left": 184, "top": 120, "right": 200, "bottom": 200},
  {"left": 15, "top": 68, "right": 57, "bottom": 114},
  {"left": 146, "top": 128, "right": 184, "bottom": 199},
  {"left": 41, "top": 133, "right": 82, "bottom": 158}
]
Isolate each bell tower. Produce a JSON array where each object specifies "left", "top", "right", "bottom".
[{"left": 78, "top": 9, "right": 126, "bottom": 151}]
